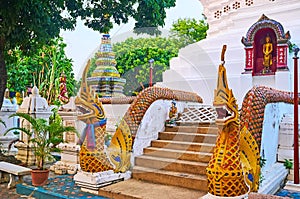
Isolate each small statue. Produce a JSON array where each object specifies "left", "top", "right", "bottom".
[
  {"left": 58, "top": 72, "right": 69, "bottom": 104},
  {"left": 262, "top": 35, "right": 273, "bottom": 73},
  {"left": 167, "top": 100, "right": 178, "bottom": 126},
  {"left": 15, "top": 92, "right": 23, "bottom": 105}
]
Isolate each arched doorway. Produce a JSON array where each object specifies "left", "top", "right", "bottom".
[
  {"left": 253, "top": 28, "right": 277, "bottom": 75},
  {"left": 241, "top": 14, "right": 290, "bottom": 76}
]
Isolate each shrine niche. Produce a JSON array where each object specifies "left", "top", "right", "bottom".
[{"left": 242, "top": 14, "right": 291, "bottom": 76}]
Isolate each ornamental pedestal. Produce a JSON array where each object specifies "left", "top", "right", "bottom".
[
  {"left": 74, "top": 170, "right": 131, "bottom": 194},
  {"left": 15, "top": 86, "right": 52, "bottom": 165},
  {"left": 50, "top": 97, "right": 81, "bottom": 174},
  {"left": 0, "top": 89, "right": 18, "bottom": 154}
]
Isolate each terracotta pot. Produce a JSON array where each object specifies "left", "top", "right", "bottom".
[{"left": 31, "top": 169, "right": 49, "bottom": 186}]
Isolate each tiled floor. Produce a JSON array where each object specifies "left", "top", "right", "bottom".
[
  {"left": 0, "top": 172, "right": 107, "bottom": 199},
  {"left": 18, "top": 174, "right": 107, "bottom": 199},
  {"left": 1, "top": 172, "right": 300, "bottom": 199},
  {"left": 276, "top": 189, "right": 300, "bottom": 198}
]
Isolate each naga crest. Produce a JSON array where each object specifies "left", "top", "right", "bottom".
[
  {"left": 75, "top": 60, "right": 106, "bottom": 124},
  {"left": 213, "top": 45, "right": 239, "bottom": 126},
  {"left": 207, "top": 45, "right": 251, "bottom": 197}
]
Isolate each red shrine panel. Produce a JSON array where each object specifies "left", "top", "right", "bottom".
[{"left": 241, "top": 15, "right": 290, "bottom": 76}]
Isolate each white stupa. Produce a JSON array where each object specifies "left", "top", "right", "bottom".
[{"left": 162, "top": 0, "right": 300, "bottom": 105}]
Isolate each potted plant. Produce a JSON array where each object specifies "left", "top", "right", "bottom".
[{"left": 5, "top": 111, "right": 77, "bottom": 186}]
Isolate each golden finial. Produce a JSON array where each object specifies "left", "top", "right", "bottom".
[{"left": 221, "top": 45, "right": 227, "bottom": 64}]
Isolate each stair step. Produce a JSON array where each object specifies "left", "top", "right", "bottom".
[
  {"left": 135, "top": 155, "right": 208, "bottom": 175},
  {"left": 98, "top": 179, "right": 207, "bottom": 199},
  {"left": 143, "top": 147, "right": 212, "bottom": 163},
  {"left": 176, "top": 122, "right": 216, "bottom": 127},
  {"left": 165, "top": 126, "right": 218, "bottom": 134},
  {"left": 151, "top": 140, "right": 215, "bottom": 153},
  {"left": 132, "top": 166, "right": 208, "bottom": 191},
  {"left": 159, "top": 131, "right": 217, "bottom": 144}
]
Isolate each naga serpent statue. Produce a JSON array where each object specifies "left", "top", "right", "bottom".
[
  {"left": 240, "top": 86, "right": 294, "bottom": 149},
  {"left": 76, "top": 59, "right": 203, "bottom": 173},
  {"left": 206, "top": 45, "right": 260, "bottom": 197},
  {"left": 207, "top": 45, "right": 297, "bottom": 197},
  {"left": 75, "top": 60, "right": 115, "bottom": 172}
]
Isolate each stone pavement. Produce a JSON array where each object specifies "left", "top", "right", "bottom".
[
  {"left": 0, "top": 183, "right": 30, "bottom": 199},
  {"left": 1, "top": 171, "right": 300, "bottom": 199}
]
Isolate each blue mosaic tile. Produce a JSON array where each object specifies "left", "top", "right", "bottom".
[
  {"left": 276, "top": 189, "right": 300, "bottom": 199},
  {"left": 17, "top": 174, "right": 109, "bottom": 199}
]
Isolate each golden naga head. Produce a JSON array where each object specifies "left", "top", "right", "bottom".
[
  {"left": 213, "top": 45, "right": 239, "bottom": 126},
  {"left": 75, "top": 60, "right": 106, "bottom": 124}
]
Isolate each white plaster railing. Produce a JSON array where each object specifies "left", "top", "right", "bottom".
[
  {"left": 177, "top": 104, "right": 217, "bottom": 124},
  {"left": 132, "top": 100, "right": 202, "bottom": 163}
]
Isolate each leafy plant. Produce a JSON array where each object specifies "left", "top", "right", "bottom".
[
  {"left": 5, "top": 112, "right": 78, "bottom": 170},
  {"left": 259, "top": 157, "right": 267, "bottom": 185},
  {"left": 0, "top": 0, "right": 177, "bottom": 109},
  {"left": 6, "top": 37, "right": 76, "bottom": 105},
  {"left": 108, "top": 37, "right": 186, "bottom": 95},
  {"left": 102, "top": 18, "right": 209, "bottom": 96},
  {"left": 284, "top": 159, "right": 293, "bottom": 169},
  {"left": 170, "top": 18, "right": 209, "bottom": 44}
]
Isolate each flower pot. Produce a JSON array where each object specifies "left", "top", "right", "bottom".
[{"left": 31, "top": 169, "right": 50, "bottom": 186}]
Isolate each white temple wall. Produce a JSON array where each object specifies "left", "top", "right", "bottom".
[
  {"left": 0, "top": 111, "right": 17, "bottom": 137},
  {"left": 162, "top": 0, "right": 300, "bottom": 106},
  {"left": 261, "top": 103, "right": 293, "bottom": 171},
  {"left": 103, "top": 104, "right": 130, "bottom": 133}
]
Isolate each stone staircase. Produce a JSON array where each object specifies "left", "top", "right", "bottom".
[
  {"left": 132, "top": 124, "right": 218, "bottom": 191},
  {"left": 277, "top": 114, "right": 300, "bottom": 181}
]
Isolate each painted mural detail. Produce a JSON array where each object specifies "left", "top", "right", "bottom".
[
  {"left": 206, "top": 46, "right": 260, "bottom": 196},
  {"left": 76, "top": 57, "right": 203, "bottom": 173}
]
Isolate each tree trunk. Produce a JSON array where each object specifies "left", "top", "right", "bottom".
[{"left": 0, "top": 37, "right": 7, "bottom": 110}]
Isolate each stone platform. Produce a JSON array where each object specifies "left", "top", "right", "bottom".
[{"left": 98, "top": 179, "right": 206, "bottom": 199}]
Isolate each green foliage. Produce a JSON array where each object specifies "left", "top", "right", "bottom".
[
  {"left": 259, "top": 157, "right": 266, "bottom": 168},
  {"left": 289, "top": 43, "right": 298, "bottom": 54},
  {"left": 5, "top": 111, "right": 78, "bottom": 170},
  {"left": 6, "top": 37, "right": 76, "bottom": 105},
  {"left": 110, "top": 18, "right": 208, "bottom": 96},
  {"left": 259, "top": 157, "right": 267, "bottom": 185},
  {"left": 82, "top": 0, "right": 176, "bottom": 34},
  {"left": 133, "top": 0, "right": 176, "bottom": 35},
  {"left": 87, "top": 57, "right": 97, "bottom": 78},
  {"left": 0, "top": 0, "right": 176, "bottom": 51},
  {"left": 284, "top": 159, "right": 293, "bottom": 169},
  {"left": 170, "top": 18, "right": 209, "bottom": 44},
  {"left": 112, "top": 37, "right": 185, "bottom": 95},
  {"left": 0, "top": 0, "right": 176, "bottom": 110}
]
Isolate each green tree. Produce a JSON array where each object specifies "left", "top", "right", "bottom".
[
  {"left": 111, "top": 37, "right": 185, "bottom": 95},
  {"left": 170, "top": 18, "right": 209, "bottom": 44},
  {"left": 0, "top": 0, "right": 176, "bottom": 109},
  {"left": 133, "top": 0, "right": 176, "bottom": 35},
  {"left": 110, "top": 18, "right": 208, "bottom": 96},
  {"left": 6, "top": 37, "right": 76, "bottom": 105}
]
